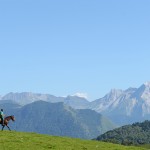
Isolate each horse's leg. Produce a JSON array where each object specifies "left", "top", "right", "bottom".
[
  {"left": 2, "top": 125, "right": 5, "bottom": 131},
  {"left": 6, "top": 125, "right": 11, "bottom": 131}
]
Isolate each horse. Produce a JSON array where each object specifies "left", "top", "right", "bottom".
[{"left": 0, "top": 115, "right": 15, "bottom": 131}]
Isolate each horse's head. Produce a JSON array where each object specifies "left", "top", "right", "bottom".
[{"left": 10, "top": 115, "right": 15, "bottom": 121}]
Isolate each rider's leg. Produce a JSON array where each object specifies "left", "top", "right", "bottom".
[{"left": 1, "top": 118, "right": 4, "bottom": 126}]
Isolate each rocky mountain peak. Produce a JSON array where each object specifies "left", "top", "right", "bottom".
[
  {"left": 140, "top": 82, "right": 150, "bottom": 101},
  {"left": 143, "top": 81, "right": 150, "bottom": 87},
  {"left": 105, "top": 89, "right": 123, "bottom": 101}
]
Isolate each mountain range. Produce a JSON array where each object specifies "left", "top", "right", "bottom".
[
  {"left": 1, "top": 92, "right": 89, "bottom": 109},
  {"left": 0, "top": 100, "right": 115, "bottom": 139},
  {"left": 89, "top": 82, "right": 150, "bottom": 125},
  {"left": 1, "top": 82, "right": 150, "bottom": 126}
]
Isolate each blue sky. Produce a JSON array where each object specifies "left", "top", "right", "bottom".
[{"left": 0, "top": 0, "right": 150, "bottom": 100}]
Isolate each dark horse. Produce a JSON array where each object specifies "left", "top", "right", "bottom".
[{"left": 0, "top": 115, "right": 15, "bottom": 131}]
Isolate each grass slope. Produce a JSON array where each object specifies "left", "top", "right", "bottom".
[{"left": 0, "top": 131, "right": 147, "bottom": 150}]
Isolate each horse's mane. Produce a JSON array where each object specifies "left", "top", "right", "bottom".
[{"left": 5, "top": 115, "right": 14, "bottom": 119}]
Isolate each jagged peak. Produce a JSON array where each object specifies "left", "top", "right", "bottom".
[
  {"left": 136, "top": 81, "right": 150, "bottom": 94},
  {"left": 125, "top": 87, "right": 137, "bottom": 93},
  {"left": 108, "top": 89, "right": 123, "bottom": 97},
  {"left": 103, "top": 89, "right": 123, "bottom": 101},
  {"left": 110, "top": 88, "right": 123, "bottom": 93},
  {"left": 143, "top": 81, "right": 150, "bottom": 87}
]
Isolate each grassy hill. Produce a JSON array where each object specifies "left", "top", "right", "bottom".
[{"left": 0, "top": 131, "right": 147, "bottom": 150}]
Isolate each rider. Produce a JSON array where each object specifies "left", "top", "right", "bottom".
[{"left": 0, "top": 109, "right": 4, "bottom": 125}]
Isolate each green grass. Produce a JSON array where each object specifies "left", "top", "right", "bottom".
[
  {"left": 138, "top": 144, "right": 150, "bottom": 149},
  {"left": 0, "top": 131, "right": 147, "bottom": 150}
]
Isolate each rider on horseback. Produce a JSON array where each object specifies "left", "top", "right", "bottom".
[{"left": 0, "top": 109, "right": 4, "bottom": 126}]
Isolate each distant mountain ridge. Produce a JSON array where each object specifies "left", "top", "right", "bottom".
[
  {"left": 1, "top": 92, "right": 89, "bottom": 109},
  {"left": 0, "top": 100, "right": 116, "bottom": 139},
  {"left": 1, "top": 81, "right": 150, "bottom": 125}
]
